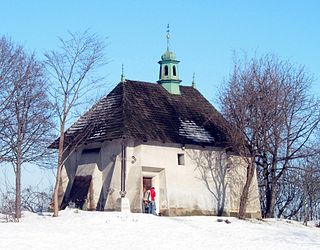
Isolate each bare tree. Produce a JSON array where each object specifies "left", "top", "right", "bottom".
[
  {"left": 220, "top": 54, "right": 320, "bottom": 218},
  {"left": 0, "top": 191, "right": 16, "bottom": 222},
  {"left": 0, "top": 37, "right": 53, "bottom": 220},
  {"left": 0, "top": 36, "right": 18, "bottom": 106},
  {"left": 45, "top": 30, "right": 106, "bottom": 217},
  {"left": 275, "top": 169, "right": 304, "bottom": 219},
  {"left": 0, "top": 36, "right": 22, "bottom": 161},
  {"left": 21, "top": 186, "right": 53, "bottom": 213},
  {"left": 220, "top": 55, "right": 268, "bottom": 218},
  {"left": 0, "top": 185, "right": 52, "bottom": 222},
  {"left": 300, "top": 156, "right": 320, "bottom": 225},
  {"left": 277, "top": 157, "right": 320, "bottom": 223}
]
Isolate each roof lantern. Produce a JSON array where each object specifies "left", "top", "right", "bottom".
[{"left": 157, "top": 24, "right": 182, "bottom": 95}]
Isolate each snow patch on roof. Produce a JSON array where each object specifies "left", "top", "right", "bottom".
[{"left": 179, "top": 119, "right": 214, "bottom": 143}]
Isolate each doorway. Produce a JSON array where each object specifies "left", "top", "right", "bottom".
[
  {"left": 143, "top": 177, "right": 152, "bottom": 190},
  {"left": 61, "top": 175, "right": 92, "bottom": 209},
  {"left": 142, "top": 177, "right": 152, "bottom": 213}
]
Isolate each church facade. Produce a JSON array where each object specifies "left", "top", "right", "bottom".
[{"left": 51, "top": 32, "right": 261, "bottom": 218}]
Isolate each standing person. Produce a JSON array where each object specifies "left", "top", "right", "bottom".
[
  {"left": 143, "top": 186, "right": 150, "bottom": 213},
  {"left": 148, "top": 187, "right": 156, "bottom": 215}
]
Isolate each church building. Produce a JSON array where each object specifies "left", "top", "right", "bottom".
[{"left": 50, "top": 28, "right": 261, "bottom": 218}]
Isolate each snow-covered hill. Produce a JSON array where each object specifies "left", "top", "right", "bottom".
[{"left": 0, "top": 209, "right": 319, "bottom": 250}]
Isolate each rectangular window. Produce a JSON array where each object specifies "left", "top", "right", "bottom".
[
  {"left": 82, "top": 148, "right": 101, "bottom": 154},
  {"left": 177, "top": 153, "right": 185, "bottom": 165},
  {"left": 80, "top": 147, "right": 101, "bottom": 166}
]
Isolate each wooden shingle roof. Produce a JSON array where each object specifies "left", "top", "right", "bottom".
[{"left": 50, "top": 80, "right": 234, "bottom": 149}]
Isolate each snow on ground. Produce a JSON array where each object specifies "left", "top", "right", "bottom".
[{"left": 0, "top": 209, "right": 319, "bottom": 250}]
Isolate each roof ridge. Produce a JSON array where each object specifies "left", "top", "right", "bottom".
[
  {"left": 125, "top": 79, "right": 157, "bottom": 84},
  {"left": 126, "top": 79, "right": 194, "bottom": 89}
]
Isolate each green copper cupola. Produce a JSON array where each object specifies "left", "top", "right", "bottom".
[{"left": 157, "top": 25, "right": 182, "bottom": 95}]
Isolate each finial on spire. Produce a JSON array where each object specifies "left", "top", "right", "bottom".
[
  {"left": 166, "top": 24, "right": 170, "bottom": 51},
  {"left": 121, "top": 64, "right": 126, "bottom": 82},
  {"left": 192, "top": 73, "right": 196, "bottom": 89}
]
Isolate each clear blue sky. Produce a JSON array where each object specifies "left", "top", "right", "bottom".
[{"left": 1, "top": 0, "right": 320, "bottom": 188}]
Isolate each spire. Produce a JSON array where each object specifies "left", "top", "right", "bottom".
[
  {"left": 192, "top": 73, "right": 196, "bottom": 89},
  {"left": 166, "top": 24, "right": 170, "bottom": 51},
  {"left": 157, "top": 25, "right": 182, "bottom": 95},
  {"left": 120, "top": 64, "right": 126, "bottom": 82}
]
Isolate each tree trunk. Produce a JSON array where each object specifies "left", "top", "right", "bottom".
[
  {"left": 52, "top": 125, "right": 65, "bottom": 217},
  {"left": 264, "top": 185, "right": 271, "bottom": 217},
  {"left": 15, "top": 155, "right": 21, "bottom": 220},
  {"left": 265, "top": 182, "right": 277, "bottom": 218},
  {"left": 15, "top": 130, "right": 23, "bottom": 220},
  {"left": 217, "top": 192, "right": 223, "bottom": 216},
  {"left": 303, "top": 184, "right": 309, "bottom": 226},
  {"left": 303, "top": 202, "right": 309, "bottom": 226},
  {"left": 239, "top": 160, "right": 255, "bottom": 219}
]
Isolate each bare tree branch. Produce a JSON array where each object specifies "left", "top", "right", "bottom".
[
  {"left": 0, "top": 36, "right": 54, "bottom": 220},
  {"left": 44, "top": 30, "right": 107, "bottom": 217},
  {"left": 220, "top": 53, "right": 320, "bottom": 218}
]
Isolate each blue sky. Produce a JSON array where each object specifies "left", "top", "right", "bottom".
[
  {"left": 1, "top": 0, "right": 320, "bottom": 188},
  {"left": 2, "top": 1, "right": 320, "bottom": 101}
]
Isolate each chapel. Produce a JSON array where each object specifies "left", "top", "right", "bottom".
[{"left": 50, "top": 28, "right": 261, "bottom": 217}]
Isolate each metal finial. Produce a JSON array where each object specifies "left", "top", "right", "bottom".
[
  {"left": 192, "top": 73, "right": 196, "bottom": 89},
  {"left": 166, "top": 24, "right": 170, "bottom": 51},
  {"left": 121, "top": 64, "right": 126, "bottom": 82}
]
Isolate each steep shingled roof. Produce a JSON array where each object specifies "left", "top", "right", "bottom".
[{"left": 49, "top": 80, "right": 234, "bottom": 149}]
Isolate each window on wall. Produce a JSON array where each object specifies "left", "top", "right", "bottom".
[
  {"left": 164, "top": 65, "right": 169, "bottom": 76},
  {"left": 82, "top": 148, "right": 101, "bottom": 154},
  {"left": 80, "top": 147, "right": 101, "bottom": 166},
  {"left": 177, "top": 153, "right": 185, "bottom": 165},
  {"left": 173, "top": 66, "right": 176, "bottom": 76}
]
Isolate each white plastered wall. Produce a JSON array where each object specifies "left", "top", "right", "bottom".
[
  {"left": 228, "top": 155, "right": 261, "bottom": 217},
  {"left": 133, "top": 141, "right": 261, "bottom": 217},
  {"left": 59, "top": 139, "right": 122, "bottom": 210},
  {"left": 138, "top": 142, "right": 217, "bottom": 215},
  {"left": 59, "top": 139, "right": 261, "bottom": 217}
]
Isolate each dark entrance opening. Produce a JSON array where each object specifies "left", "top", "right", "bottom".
[
  {"left": 61, "top": 175, "right": 92, "bottom": 209},
  {"left": 142, "top": 177, "right": 152, "bottom": 213},
  {"left": 143, "top": 177, "right": 152, "bottom": 190}
]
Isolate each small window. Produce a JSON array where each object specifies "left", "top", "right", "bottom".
[
  {"left": 164, "top": 65, "right": 169, "bottom": 76},
  {"left": 178, "top": 153, "right": 185, "bottom": 165},
  {"left": 173, "top": 66, "right": 176, "bottom": 76},
  {"left": 82, "top": 148, "right": 101, "bottom": 154},
  {"left": 80, "top": 147, "right": 101, "bottom": 166}
]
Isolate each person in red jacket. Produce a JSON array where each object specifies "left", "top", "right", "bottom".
[{"left": 148, "top": 187, "right": 156, "bottom": 215}]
